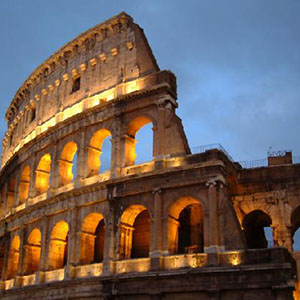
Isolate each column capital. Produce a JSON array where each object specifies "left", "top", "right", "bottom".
[
  {"left": 157, "top": 95, "right": 177, "bottom": 109},
  {"left": 205, "top": 175, "right": 226, "bottom": 188},
  {"left": 152, "top": 187, "right": 162, "bottom": 195}
]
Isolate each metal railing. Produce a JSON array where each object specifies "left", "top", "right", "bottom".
[
  {"left": 191, "top": 144, "right": 300, "bottom": 169},
  {"left": 239, "top": 156, "right": 300, "bottom": 169},
  {"left": 238, "top": 159, "right": 268, "bottom": 169},
  {"left": 192, "top": 143, "right": 234, "bottom": 162}
]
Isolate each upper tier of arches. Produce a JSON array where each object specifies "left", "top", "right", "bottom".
[{"left": 2, "top": 12, "right": 161, "bottom": 168}]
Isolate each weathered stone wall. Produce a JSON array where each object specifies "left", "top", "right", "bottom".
[{"left": 0, "top": 12, "right": 296, "bottom": 300}]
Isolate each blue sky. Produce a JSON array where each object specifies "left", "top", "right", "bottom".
[{"left": 0, "top": 0, "right": 299, "bottom": 162}]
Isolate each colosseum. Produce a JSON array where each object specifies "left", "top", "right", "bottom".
[{"left": 0, "top": 12, "right": 299, "bottom": 300}]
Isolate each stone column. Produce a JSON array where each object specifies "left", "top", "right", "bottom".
[
  {"left": 15, "top": 226, "right": 25, "bottom": 287},
  {"left": 13, "top": 173, "right": 20, "bottom": 208},
  {"left": 103, "top": 206, "right": 116, "bottom": 275},
  {"left": 154, "top": 99, "right": 167, "bottom": 160},
  {"left": 151, "top": 188, "right": 163, "bottom": 257},
  {"left": 48, "top": 142, "right": 59, "bottom": 193},
  {"left": 110, "top": 115, "right": 122, "bottom": 177},
  {"left": 151, "top": 188, "right": 163, "bottom": 270},
  {"left": 154, "top": 95, "right": 178, "bottom": 162},
  {"left": 75, "top": 130, "right": 86, "bottom": 186},
  {"left": 205, "top": 176, "right": 226, "bottom": 253},
  {"left": 273, "top": 225, "right": 292, "bottom": 251},
  {"left": 65, "top": 205, "right": 77, "bottom": 279},
  {"left": 36, "top": 217, "right": 48, "bottom": 283},
  {"left": 28, "top": 154, "right": 37, "bottom": 202}
]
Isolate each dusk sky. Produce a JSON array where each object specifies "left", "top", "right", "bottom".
[{"left": 0, "top": 0, "right": 299, "bottom": 162}]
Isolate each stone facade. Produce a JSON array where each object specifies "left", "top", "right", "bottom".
[{"left": 0, "top": 12, "right": 298, "bottom": 300}]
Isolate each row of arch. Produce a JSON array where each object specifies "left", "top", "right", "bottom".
[
  {"left": 2, "top": 197, "right": 205, "bottom": 280},
  {"left": 2, "top": 200, "right": 300, "bottom": 281},
  {"left": 242, "top": 208, "right": 300, "bottom": 251},
  {"left": 1, "top": 116, "right": 154, "bottom": 211}
]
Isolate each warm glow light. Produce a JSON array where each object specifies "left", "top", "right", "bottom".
[
  {"left": 163, "top": 254, "right": 207, "bottom": 270},
  {"left": 229, "top": 252, "right": 241, "bottom": 266},
  {"left": 22, "top": 274, "right": 36, "bottom": 286},
  {"left": 2, "top": 77, "right": 146, "bottom": 169},
  {"left": 44, "top": 268, "right": 65, "bottom": 282},
  {"left": 4, "top": 279, "right": 14, "bottom": 290},
  {"left": 126, "top": 80, "right": 139, "bottom": 93},
  {"left": 115, "top": 258, "right": 150, "bottom": 274},
  {"left": 76, "top": 263, "right": 103, "bottom": 278}
]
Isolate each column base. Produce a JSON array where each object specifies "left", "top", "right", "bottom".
[
  {"left": 103, "top": 259, "right": 115, "bottom": 276},
  {"left": 204, "top": 245, "right": 225, "bottom": 253}
]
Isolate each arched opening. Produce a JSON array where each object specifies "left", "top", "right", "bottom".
[
  {"left": 48, "top": 221, "right": 69, "bottom": 270},
  {"left": 242, "top": 210, "right": 272, "bottom": 249},
  {"left": 24, "top": 228, "right": 41, "bottom": 275},
  {"left": 168, "top": 197, "right": 204, "bottom": 254},
  {"left": 291, "top": 206, "right": 300, "bottom": 251},
  {"left": 7, "top": 236, "right": 20, "bottom": 280},
  {"left": 135, "top": 123, "right": 153, "bottom": 164},
  {"left": 6, "top": 178, "right": 15, "bottom": 212},
  {"left": 80, "top": 213, "right": 105, "bottom": 264},
  {"left": 87, "top": 129, "right": 112, "bottom": 176},
  {"left": 125, "top": 116, "right": 153, "bottom": 166},
  {"left": 36, "top": 153, "right": 51, "bottom": 195},
  {"left": 59, "top": 142, "right": 77, "bottom": 186},
  {"left": 119, "top": 205, "right": 150, "bottom": 259},
  {"left": 18, "top": 165, "right": 30, "bottom": 205}
]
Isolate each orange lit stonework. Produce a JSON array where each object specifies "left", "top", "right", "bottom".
[{"left": 0, "top": 12, "right": 296, "bottom": 300}]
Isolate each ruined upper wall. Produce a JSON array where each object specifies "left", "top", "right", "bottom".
[{"left": 2, "top": 12, "right": 160, "bottom": 165}]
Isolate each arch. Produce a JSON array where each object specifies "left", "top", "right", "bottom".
[
  {"left": 168, "top": 197, "right": 204, "bottom": 254},
  {"left": 24, "top": 228, "right": 41, "bottom": 275},
  {"left": 80, "top": 212, "right": 105, "bottom": 264},
  {"left": 125, "top": 116, "right": 153, "bottom": 166},
  {"left": 18, "top": 165, "right": 30, "bottom": 204},
  {"left": 7, "top": 235, "right": 20, "bottom": 280},
  {"left": 48, "top": 221, "right": 69, "bottom": 270},
  {"left": 87, "top": 129, "right": 112, "bottom": 176},
  {"left": 59, "top": 142, "right": 78, "bottom": 186},
  {"left": 291, "top": 206, "right": 300, "bottom": 250},
  {"left": 242, "top": 210, "right": 272, "bottom": 249},
  {"left": 119, "top": 205, "right": 150, "bottom": 259},
  {"left": 35, "top": 153, "right": 51, "bottom": 194}
]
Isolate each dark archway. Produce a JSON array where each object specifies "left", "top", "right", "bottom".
[{"left": 243, "top": 210, "right": 272, "bottom": 249}]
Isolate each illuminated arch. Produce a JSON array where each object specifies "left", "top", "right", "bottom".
[
  {"left": 48, "top": 221, "right": 69, "bottom": 270},
  {"left": 24, "top": 228, "right": 41, "bottom": 275},
  {"left": 80, "top": 212, "right": 105, "bottom": 264},
  {"left": 59, "top": 142, "right": 78, "bottom": 186},
  {"left": 119, "top": 205, "right": 150, "bottom": 259},
  {"left": 7, "top": 235, "right": 20, "bottom": 280},
  {"left": 125, "top": 116, "right": 153, "bottom": 166},
  {"left": 36, "top": 153, "right": 51, "bottom": 194},
  {"left": 168, "top": 197, "right": 204, "bottom": 254},
  {"left": 87, "top": 129, "right": 112, "bottom": 176},
  {"left": 18, "top": 165, "right": 30, "bottom": 204},
  {"left": 242, "top": 210, "right": 272, "bottom": 249}
]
